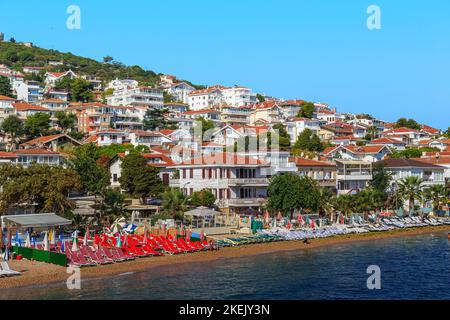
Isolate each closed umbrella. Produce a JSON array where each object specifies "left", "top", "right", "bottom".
[
  {"left": 200, "top": 230, "right": 205, "bottom": 241},
  {"left": 264, "top": 211, "right": 270, "bottom": 224},
  {"left": 3, "top": 247, "right": 9, "bottom": 261},
  {"left": 25, "top": 232, "right": 31, "bottom": 248},
  {"left": 61, "top": 241, "right": 65, "bottom": 253},
  {"left": 115, "top": 233, "right": 122, "bottom": 248},
  {"left": 277, "top": 212, "right": 283, "bottom": 221},
  {"left": 341, "top": 215, "right": 345, "bottom": 225},
  {"left": 71, "top": 231, "right": 79, "bottom": 252},
  {"left": 43, "top": 232, "right": 49, "bottom": 251},
  {"left": 50, "top": 229, "right": 56, "bottom": 246},
  {"left": 83, "top": 231, "right": 88, "bottom": 246},
  {"left": 15, "top": 231, "right": 21, "bottom": 247}
]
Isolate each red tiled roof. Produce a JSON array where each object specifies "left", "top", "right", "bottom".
[
  {"left": 14, "top": 148, "right": 60, "bottom": 155},
  {"left": 371, "top": 137, "right": 405, "bottom": 144},
  {"left": 159, "top": 129, "right": 175, "bottom": 136},
  {"left": 383, "top": 127, "right": 419, "bottom": 134},
  {"left": 117, "top": 153, "right": 175, "bottom": 167},
  {"left": 0, "top": 95, "right": 15, "bottom": 101},
  {"left": 377, "top": 158, "right": 445, "bottom": 169},
  {"left": 291, "top": 157, "right": 336, "bottom": 167},
  {"left": 12, "top": 103, "right": 49, "bottom": 112},
  {"left": 324, "top": 145, "right": 388, "bottom": 155},
  {"left": 412, "top": 157, "right": 450, "bottom": 165},
  {"left": 0, "top": 151, "right": 18, "bottom": 158},
  {"left": 183, "top": 109, "right": 221, "bottom": 115},
  {"left": 421, "top": 125, "right": 440, "bottom": 134}
]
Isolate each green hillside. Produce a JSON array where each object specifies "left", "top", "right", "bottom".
[{"left": 0, "top": 41, "right": 202, "bottom": 89}]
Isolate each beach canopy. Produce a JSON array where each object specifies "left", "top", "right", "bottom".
[
  {"left": 2, "top": 213, "right": 71, "bottom": 228},
  {"left": 184, "top": 207, "right": 221, "bottom": 218}
]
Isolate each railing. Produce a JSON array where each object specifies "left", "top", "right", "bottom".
[
  {"left": 227, "top": 178, "right": 269, "bottom": 186},
  {"left": 227, "top": 198, "right": 267, "bottom": 206}
]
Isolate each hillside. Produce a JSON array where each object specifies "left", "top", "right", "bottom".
[{"left": 0, "top": 42, "right": 202, "bottom": 89}]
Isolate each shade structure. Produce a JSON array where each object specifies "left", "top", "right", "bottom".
[
  {"left": 2, "top": 213, "right": 71, "bottom": 228},
  {"left": 184, "top": 207, "right": 221, "bottom": 218}
]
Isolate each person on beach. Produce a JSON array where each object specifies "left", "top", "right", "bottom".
[{"left": 303, "top": 238, "right": 311, "bottom": 245}]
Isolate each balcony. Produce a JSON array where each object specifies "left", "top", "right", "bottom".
[
  {"left": 227, "top": 178, "right": 269, "bottom": 186},
  {"left": 227, "top": 198, "right": 267, "bottom": 207},
  {"left": 337, "top": 174, "right": 372, "bottom": 181}
]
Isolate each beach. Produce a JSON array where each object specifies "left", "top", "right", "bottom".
[{"left": 1, "top": 224, "right": 450, "bottom": 290}]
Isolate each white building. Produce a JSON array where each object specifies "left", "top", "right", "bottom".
[
  {"left": 336, "top": 160, "right": 373, "bottom": 195},
  {"left": 0, "top": 95, "right": 16, "bottom": 109},
  {"left": 285, "top": 117, "right": 321, "bottom": 144},
  {"left": 188, "top": 86, "right": 224, "bottom": 111},
  {"left": 164, "top": 82, "right": 195, "bottom": 104},
  {"left": 44, "top": 70, "right": 77, "bottom": 87},
  {"left": 221, "top": 86, "right": 257, "bottom": 107},
  {"left": 106, "top": 79, "right": 139, "bottom": 91},
  {"left": 106, "top": 86, "right": 164, "bottom": 109},
  {"left": 13, "top": 80, "right": 44, "bottom": 103}
]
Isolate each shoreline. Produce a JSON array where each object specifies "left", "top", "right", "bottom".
[{"left": 1, "top": 225, "right": 450, "bottom": 290}]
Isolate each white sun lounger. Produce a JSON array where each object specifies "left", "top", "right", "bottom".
[{"left": 0, "top": 261, "right": 21, "bottom": 277}]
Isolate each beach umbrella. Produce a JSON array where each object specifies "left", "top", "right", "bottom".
[
  {"left": 341, "top": 215, "right": 345, "bottom": 225},
  {"left": 143, "top": 226, "right": 148, "bottom": 244},
  {"left": 83, "top": 231, "right": 88, "bottom": 246},
  {"left": 319, "top": 219, "right": 323, "bottom": 228},
  {"left": 32, "top": 237, "right": 36, "bottom": 248},
  {"left": 111, "top": 217, "right": 125, "bottom": 234},
  {"left": 43, "top": 232, "right": 49, "bottom": 251},
  {"left": 286, "top": 221, "right": 292, "bottom": 230},
  {"left": 123, "top": 234, "right": 129, "bottom": 248},
  {"left": 25, "top": 232, "right": 31, "bottom": 248},
  {"left": 71, "top": 231, "right": 79, "bottom": 252},
  {"left": 161, "top": 222, "right": 166, "bottom": 234},
  {"left": 61, "top": 241, "right": 65, "bottom": 253},
  {"left": 311, "top": 219, "right": 315, "bottom": 229},
  {"left": 85, "top": 227, "right": 90, "bottom": 241}
]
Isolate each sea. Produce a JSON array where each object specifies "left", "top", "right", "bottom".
[{"left": 1, "top": 231, "right": 449, "bottom": 300}]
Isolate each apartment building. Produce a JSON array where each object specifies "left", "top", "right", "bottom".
[
  {"left": 107, "top": 86, "right": 164, "bottom": 109},
  {"left": 335, "top": 160, "right": 373, "bottom": 195},
  {"left": 221, "top": 86, "right": 257, "bottom": 107}
]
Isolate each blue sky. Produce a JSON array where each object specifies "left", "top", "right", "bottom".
[{"left": 0, "top": 0, "right": 449, "bottom": 129}]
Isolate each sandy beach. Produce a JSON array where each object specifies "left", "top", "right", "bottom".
[{"left": 1, "top": 225, "right": 449, "bottom": 290}]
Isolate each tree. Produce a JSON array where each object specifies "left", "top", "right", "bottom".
[
  {"left": 397, "top": 176, "right": 423, "bottom": 213},
  {"left": 293, "top": 129, "right": 324, "bottom": 152},
  {"left": 296, "top": 102, "right": 315, "bottom": 119},
  {"left": 190, "top": 189, "right": 216, "bottom": 207},
  {"left": 161, "top": 188, "right": 189, "bottom": 220},
  {"left": 256, "top": 93, "right": 265, "bottom": 103},
  {"left": 1, "top": 115, "right": 23, "bottom": 150},
  {"left": 101, "top": 190, "right": 125, "bottom": 223},
  {"left": 423, "top": 185, "right": 447, "bottom": 212},
  {"left": 71, "top": 78, "right": 94, "bottom": 102},
  {"left": 395, "top": 118, "right": 421, "bottom": 130},
  {"left": 55, "top": 111, "right": 77, "bottom": 133},
  {"left": 390, "top": 147, "right": 438, "bottom": 159},
  {"left": 366, "top": 125, "right": 379, "bottom": 140},
  {"left": 195, "top": 117, "right": 215, "bottom": 139},
  {"left": 71, "top": 143, "right": 110, "bottom": 195},
  {"left": 163, "top": 91, "right": 175, "bottom": 103},
  {"left": 9, "top": 37, "right": 16, "bottom": 43},
  {"left": 119, "top": 153, "right": 163, "bottom": 202},
  {"left": 443, "top": 127, "right": 450, "bottom": 139},
  {"left": 143, "top": 108, "right": 169, "bottom": 131},
  {"left": 370, "top": 163, "right": 393, "bottom": 193},
  {"left": 0, "top": 164, "right": 82, "bottom": 215},
  {"left": 24, "top": 112, "right": 51, "bottom": 138},
  {"left": 103, "top": 56, "right": 114, "bottom": 64},
  {"left": 267, "top": 173, "right": 321, "bottom": 215},
  {"left": 0, "top": 75, "right": 13, "bottom": 97}
]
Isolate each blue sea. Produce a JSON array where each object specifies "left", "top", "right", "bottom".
[{"left": 1, "top": 231, "right": 449, "bottom": 300}]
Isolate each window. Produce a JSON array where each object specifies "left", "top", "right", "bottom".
[
  {"left": 189, "top": 168, "right": 193, "bottom": 179},
  {"left": 113, "top": 174, "right": 118, "bottom": 182}
]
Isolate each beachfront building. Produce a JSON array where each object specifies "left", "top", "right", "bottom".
[
  {"left": 170, "top": 153, "right": 270, "bottom": 214},
  {"left": 106, "top": 86, "right": 164, "bottom": 109},
  {"left": 291, "top": 157, "right": 337, "bottom": 189},
  {"left": 376, "top": 158, "right": 446, "bottom": 188},
  {"left": 335, "top": 160, "right": 373, "bottom": 195}
]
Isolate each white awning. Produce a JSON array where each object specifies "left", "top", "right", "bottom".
[{"left": 2, "top": 213, "right": 71, "bottom": 228}]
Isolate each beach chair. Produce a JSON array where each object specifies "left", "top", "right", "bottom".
[
  {"left": 0, "top": 261, "right": 21, "bottom": 277},
  {"left": 100, "top": 247, "right": 123, "bottom": 262},
  {"left": 74, "top": 250, "right": 96, "bottom": 267}
]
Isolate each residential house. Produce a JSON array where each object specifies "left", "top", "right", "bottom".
[
  {"left": 323, "top": 145, "right": 392, "bottom": 163},
  {"left": 44, "top": 70, "right": 77, "bottom": 87},
  {"left": 291, "top": 157, "right": 337, "bottom": 188},
  {"left": 368, "top": 137, "right": 407, "bottom": 150},
  {"left": 13, "top": 80, "right": 44, "bottom": 103},
  {"left": 170, "top": 153, "right": 270, "bottom": 214},
  {"left": 128, "top": 130, "right": 173, "bottom": 148},
  {"left": 285, "top": 117, "right": 321, "bottom": 144},
  {"left": 249, "top": 101, "right": 282, "bottom": 125},
  {"left": 163, "top": 82, "right": 195, "bottom": 104},
  {"left": 221, "top": 86, "right": 257, "bottom": 107},
  {"left": 20, "top": 133, "right": 82, "bottom": 152},
  {"left": 106, "top": 86, "right": 164, "bottom": 109},
  {"left": 188, "top": 86, "right": 224, "bottom": 111},
  {"left": 335, "top": 160, "right": 373, "bottom": 195}
]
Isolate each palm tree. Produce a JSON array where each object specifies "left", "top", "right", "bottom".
[
  {"left": 317, "top": 187, "right": 335, "bottom": 221},
  {"left": 366, "top": 125, "right": 379, "bottom": 140},
  {"left": 397, "top": 176, "right": 423, "bottom": 214},
  {"left": 423, "top": 185, "right": 447, "bottom": 213},
  {"left": 161, "top": 188, "right": 189, "bottom": 220},
  {"left": 333, "top": 194, "right": 355, "bottom": 218}
]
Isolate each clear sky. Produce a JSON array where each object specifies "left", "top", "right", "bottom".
[{"left": 0, "top": 0, "right": 449, "bottom": 129}]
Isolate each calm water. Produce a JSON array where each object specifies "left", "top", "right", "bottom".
[{"left": 1, "top": 232, "right": 449, "bottom": 300}]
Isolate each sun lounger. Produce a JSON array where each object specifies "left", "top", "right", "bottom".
[{"left": 0, "top": 261, "right": 21, "bottom": 277}]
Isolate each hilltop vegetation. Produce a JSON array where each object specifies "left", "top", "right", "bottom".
[{"left": 0, "top": 42, "right": 201, "bottom": 88}]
